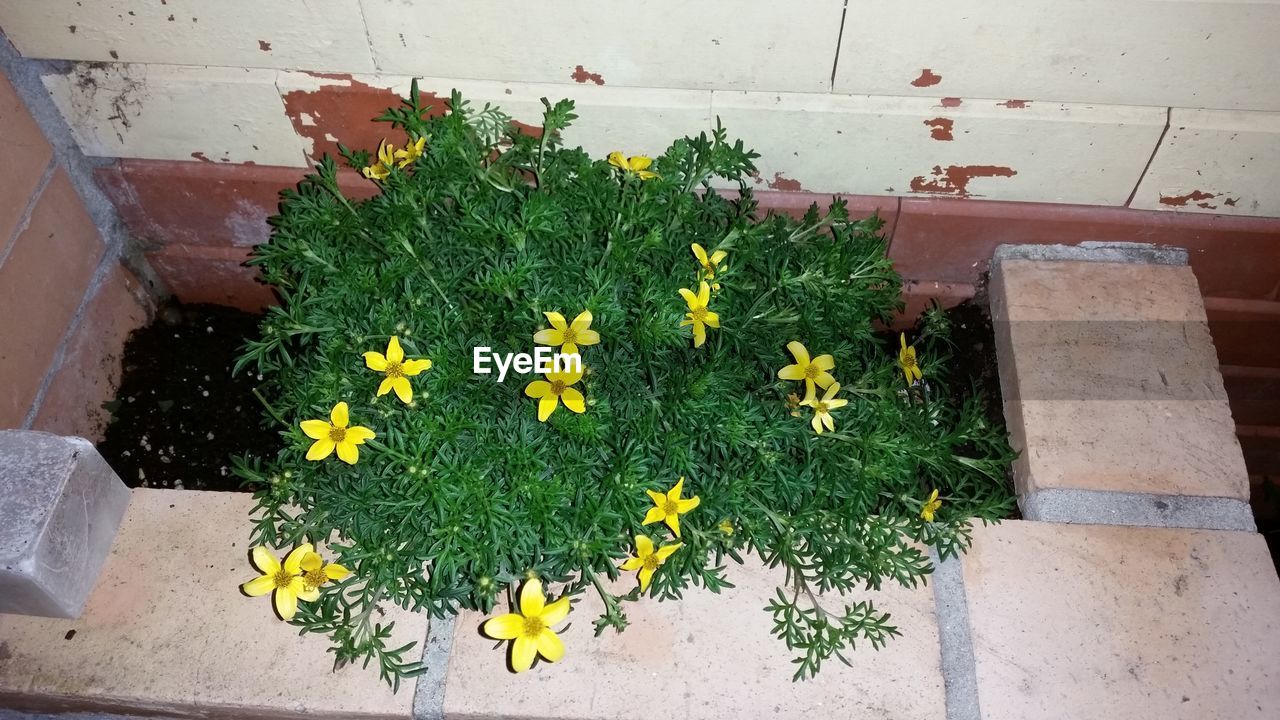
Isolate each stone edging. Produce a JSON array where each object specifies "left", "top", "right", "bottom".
[{"left": 1021, "top": 489, "right": 1257, "bottom": 532}]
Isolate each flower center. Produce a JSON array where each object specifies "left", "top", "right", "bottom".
[
  {"left": 642, "top": 554, "right": 661, "bottom": 571},
  {"left": 550, "top": 380, "right": 566, "bottom": 395},
  {"left": 303, "top": 568, "right": 327, "bottom": 591},
  {"left": 691, "top": 307, "right": 708, "bottom": 322},
  {"left": 522, "top": 615, "right": 546, "bottom": 638},
  {"left": 272, "top": 569, "right": 294, "bottom": 590},
  {"left": 329, "top": 426, "right": 347, "bottom": 442},
  {"left": 804, "top": 365, "right": 821, "bottom": 380},
  {"left": 385, "top": 361, "right": 404, "bottom": 379},
  {"left": 815, "top": 402, "right": 829, "bottom": 414},
  {"left": 663, "top": 500, "right": 679, "bottom": 515},
  {"left": 561, "top": 328, "right": 577, "bottom": 344},
  {"left": 902, "top": 353, "right": 917, "bottom": 370}
]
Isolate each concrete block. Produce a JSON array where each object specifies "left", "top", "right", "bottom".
[
  {"left": 441, "top": 557, "right": 944, "bottom": 720},
  {"left": 962, "top": 521, "right": 1280, "bottom": 720},
  {"left": 360, "top": 0, "right": 845, "bottom": 92},
  {"left": 833, "top": 1, "right": 1280, "bottom": 112},
  {"left": 0, "top": 431, "right": 129, "bottom": 618},
  {"left": 0, "top": 488, "right": 425, "bottom": 718},
  {"left": 1131, "top": 108, "right": 1280, "bottom": 218},
  {"left": 0, "top": 170, "right": 104, "bottom": 427},
  {"left": 709, "top": 91, "right": 1165, "bottom": 205},
  {"left": 991, "top": 257, "right": 1252, "bottom": 513},
  {"left": 0, "top": 0, "right": 376, "bottom": 73},
  {"left": 41, "top": 63, "right": 307, "bottom": 166}
]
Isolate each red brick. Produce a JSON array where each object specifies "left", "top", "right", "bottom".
[
  {"left": 886, "top": 280, "right": 976, "bottom": 331},
  {"left": 0, "top": 171, "right": 104, "bottom": 427},
  {"left": 1222, "top": 366, "right": 1280, "bottom": 429},
  {"left": 0, "top": 71, "right": 54, "bottom": 241},
  {"left": 145, "top": 244, "right": 276, "bottom": 312},
  {"left": 1239, "top": 428, "right": 1280, "bottom": 478},
  {"left": 32, "top": 265, "right": 152, "bottom": 441},
  {"left": 725, "top": 189, "right": 900, "bottom": 238},
  {"left": 96, "top": 159, "right": 376, "bottom": 249},
  {"left": 892, "top": 197, "right": 1280, "bottom": 300}
]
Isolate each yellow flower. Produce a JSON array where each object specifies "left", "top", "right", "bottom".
[
  {"left": 691, "top": 243, "right": 728, "bottom": 279},
  {"left": 921, "top": 489, "right": 943, "bottom": 522},
  {"left": 241, "top": 544, "right": 314, "bottom": 621},
  {"left": 524, "top": 365, "right": 586, "bottom": 422},
  {"left": 718, "top": 519, "right": 735, "bottom": 536},
  {"left": 642, "top": 477, "right": 701, "bottom": 537},
  {"left": 361, "top": 139, "right": 396, "bottom": 180},
  {"left": 899, "top": 333, "right": 923, "bottom": 385},
  {"left": 777, "top": 340, "right": 836, "bottom": 402},
  {"left": 800, "top": 381, "right": 848, "bottom": 435},
  {"left": 300, "top": 402, "right": 376, "bottom": 464},
  {"left": 394, "top": 136, "right": 426, "bottom": 168},
  {"left": 364, "top": 336, "right": 432, "bottom": 403},
  {"left": 608, "top": 151, "right": 657, "bottom": 180},
  {"left": 481, "top": 578, "right": 570, "bottom": 673},
  {"left": 678, "top": 281, "right": 720, "bottom": 348},
  {"left": 532, "top": 310, "right": 600, "bottom": 356},
  {"left": 620, "top": 535, "right": 682, "bottom": 592},
  {"left": 300, "top": 550, "right": 352, "bottom": 593}
]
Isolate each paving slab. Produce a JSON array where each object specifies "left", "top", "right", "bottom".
[
  {"left": 0, "top": 488, "right": 427, "bottom": 719},
  {"left": 442, "top": 557, "right": 944, "bottom": 720},
  {"left": 962, "top": 521, "right": 1280, "bottom": 720}
]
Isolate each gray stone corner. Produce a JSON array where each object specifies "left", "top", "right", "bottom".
[
  {"left": 993, "top": 241, "right": 1189, "bottom": 267},
  {"left": 0, "top": 430, "right": 130, "bottom": 618}
]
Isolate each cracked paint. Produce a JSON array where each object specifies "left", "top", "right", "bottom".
[
  {"left": 570, "top": 65, "right": 605, "bottom": 85},
  {"left": 923, "top": 118, "right": 954, "bottom": 141},
  {"left": 766, "top": 173, "right": 803, "bottom": 191},
  {"left": 909, "top": 165, "right": 1017, "bottom": 197},
  {"left": 911, "top": 69, "right": 942, "bottom": 87},
  {"left": 940, "top": 97, "right": 962, "bottom": 107},
  {"left": 282, "top": 72, "right": 433, "bottom": 161},
  {"left": 998, "top": 100, "right": 1029, "bottom": 108},
  {"left": 1158, "top": 189, "right": 1230, "bottom": 210}
]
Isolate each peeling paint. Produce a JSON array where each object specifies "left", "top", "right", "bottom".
[
  {"left": 1159, "top": 189, "right": 1221, "bottom": 209},
  {"left": 909, "top": 165, "right": 1017, "bottom": 197},
  {"left": 923, "top": 118, "right": 954, "bottom": 141},
  {"left": 910, "top": 69, "right": 942, "bottom": 87},
  {"left": 190, "top": 151, "right": 212, "bottom": 163},
  {"left": 258, "top": 40, "right": 272, "bottom": 52},
  {"left": 766, "top": 173, "right": 803, "bottom": 191},
  {"left": 570, "top": 65, "right": 605, "bottom": 85},
  {"left": 940, "top": 97, "right": 962, "bottom": 107},
  {"left": 998, "top": 100, "right": 1029, "bottom": 108},
  {"left": 281, "top": 72, "right": 432, "bottom": 161}
]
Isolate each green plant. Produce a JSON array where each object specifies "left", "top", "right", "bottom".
[{"left": 236, "top": 83, "right": 1014, "bottom": 687}]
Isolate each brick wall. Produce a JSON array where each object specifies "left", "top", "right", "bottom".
[{"left": 0, "top": 70, "right": 151, "bottom": 441}]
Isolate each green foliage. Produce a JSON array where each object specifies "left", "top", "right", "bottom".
[{"left": 238, "top": 82, "right": 1015, "bottom": 685}]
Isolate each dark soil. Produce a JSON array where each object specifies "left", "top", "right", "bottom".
[
  {"left": 942, "top": 296, "right": 1006, "bottom": 429},
  {"left": 98, "top": 302, "right": 263, "bottom": 491}
]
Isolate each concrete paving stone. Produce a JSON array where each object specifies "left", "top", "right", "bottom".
[
  {"left": 0, "top": 488, "right": 427, "bottom": 719},
  {"left": 962, "top": 521, "right": 1280, "bottom": 720},
  {"left": 442, "top": 557, "right": 945, "bottom": 720}
]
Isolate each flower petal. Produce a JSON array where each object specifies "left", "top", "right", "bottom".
[
  {"left": 826, "top": 398, "right": 848, "bottom": 409},
  {"left": 676, "top": 496, "right": 700, "bottom": 513},
  {"left": 242, "top": 574, "right": 275, "bottom": 596},
  {"left": 345, "top": 425, "right": 375, "bottom": 443},
  {"left": 330, "top": 402, "right": 349, "bottom": 428},
  {"left": 336, "top": 441, "right": 359, "bottom": 465},
  {"left": 274, "top": 587, "right": 298, "bottom": 620},
  {"left": 786, "top": 341, "right": 810, "bottom": 366},
  {"left": 655, "top": 543, "right": 683, "bottom": 561},
  {"left": 691, "top": 243, "right": 709, "bottom": 266},
  {"left": 811, "top": 413, "right": 824, "bottom": 434},
  {"left": 386, "top": 336, "right": 404, "bottom": 363},
  {"left": 703, "top": 311, "right": 720, "bottom": 328},
  {"left": 404, "top": 358, "right": 432, "bottom": 375},
  {"left": 483, "top": 613, "right": 523, "bottom": 640},
  {"left": 363, "top": 352, "right": 388, "bottom": 372},
  {"left": 678, "top": 287, "right": 698, "bottom": 310},
  {"left": 635, "top": 534, "right": 654, "bottom": 558},
  {"left": 537, "top": 394, "right": 559, "bottom": 422},
  {"left": 642, "top": 506, "right": 666, "bottom": 526},
  {"left": 620, "top": 557, "right": 644, "bottom": 571},
  {"left": 511, "top": 635, "right": 537, "bottom": 673},
  {"left": 284, "top": 544, "right": 313, "bottom": 574},
  {"left": 709, "top": 249, "right": 727, "bottom": 265},
  {"left": 666, "top": 513, "right": 682, "bottom": 538},
  {"left": 536, "top": 629, "right": 565, "bottom": 663},
  {"left": 377, "top": 377, "right": 395, "bottom": 397},
  {"left": 638, "top": 567, "right": 655, "bottom": 592},
  {"left": 693, "top": 321, "right": 706, "bottom": 347},
  {"left": 306, "top": 438, "right": 336, "bottom": 461},
  {"left": 814, "top": 371, "right": 836, "bottom": 389},
  {"left": 325, "top": 563, "right": 352, "bottom": 580},
  {"left": 524, "top": 380, "right": 551, "bottom": 398},
  {"left": 391, "top": 376, "right": 413, "bottom": 404},
  {"left": 570, "top": 310, "right": 593, "bottom": 332},
  {"left": 533, "top": 328, "right": 564, "bottom": 345},
  {"left": 778, "top": 364, "right": 806, "bottom": 381},
  {"left": 560, "top": 387, "right": 586, "bottom": 414},
  {"left": 544, "top": 311, "right": 568, "bottom": 331},
  {"left": 297, "top": 586, "right": 321, "bottom": 603},
  {"left": 697, "top": 281, "right": 710, "bottom": 306},
  {"left": 540, "top": 596, "right": 571, "bottom": 626},
  {"left": 576, "top": 328, "right": 601, "bottom": 346},
  {"left": 519, "top": 578, "right": 545, "bottom": 617},
  {"left": 812, "top": 354, "right": 835, "bottom": 371},
  {"left": 561, "top": 342, "right": 579, "bottom": 358},
  {"left": 629, "top": 155, "right": 653, "bottom": 171},
  {"left": 300, "top": 551, "right": 323, "bottom": 572},
  {"left": 669, "top": 477, "right": 685, "bottom": 500},
  {"left": 607, "top": 151, "right": 627, "bottom": 170},
  {"left": 822, "top": 413, "right": 835, "bottom": 432},
  {"left": 251, "top": 546, "right": 281, "bottom": 574},
  {"left": 300, "top": 420, "right": 330, "bottom": 440}
]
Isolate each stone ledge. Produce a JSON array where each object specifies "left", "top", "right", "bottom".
[
  {"left": 1020, "top": 488, "right": 1256, "bottom": 531},
  {"left": 993, "top": 241, "right": 1189, "bottom": 266},
  {"left": 0, "top": 488, "right": 426, "bottom": 720}
]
